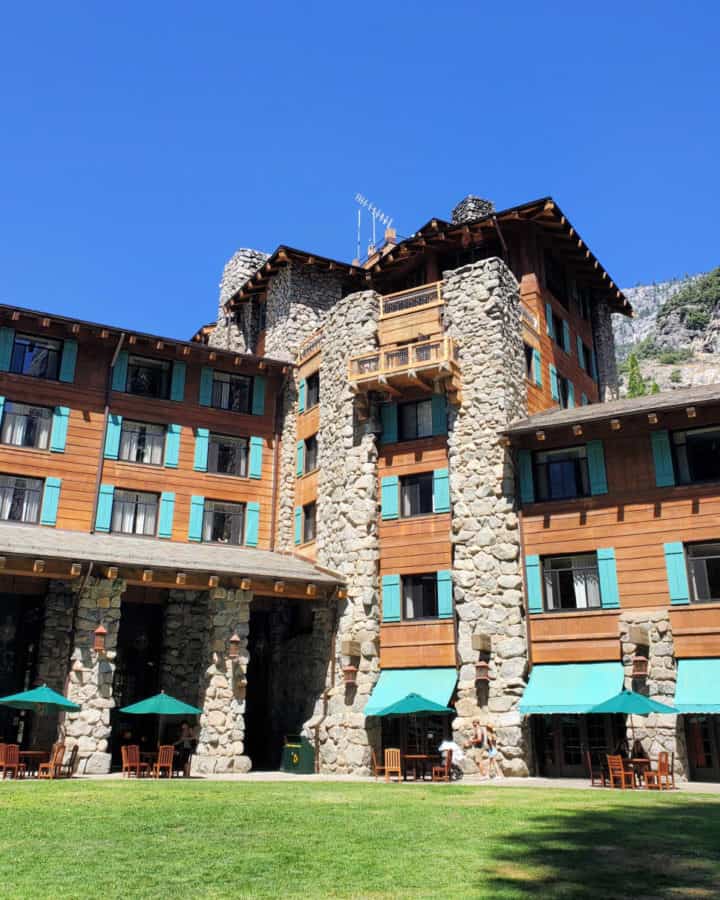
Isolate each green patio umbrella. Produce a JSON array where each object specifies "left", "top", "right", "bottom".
[
  {"left": 119, "top": 691, "right": 201, "bottom": 716},
  {"left": 590, "top": 689, "right": 678, "bottom": 716},
  {"left": 374, "top": 692, "right": 455, "bottom": 717},
  {"left": 0, "top": 683, "right": 80, "bottom": 712}
]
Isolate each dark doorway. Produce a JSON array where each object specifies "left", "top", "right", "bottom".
[
  {"left": 685, "top": 715, "right": 720, "bottom": 781},
  {"left": 244, "top": 597, "right": 326, "bottom": 771},
  {"left": 380, "top": 714, "right": 451, "bottom": 757},
  {"left": 532, "top": 714, "right": 625, "bottom": 777},
  {"left": 0, "top": 592, "right": 44, "bottom": 745}
]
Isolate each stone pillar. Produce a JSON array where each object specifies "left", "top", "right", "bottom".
[
  {"left": 193, "top": 587, "right": 252, "bottom": 774},
  {"left": 443, "top": 258, "right": 530, "bottom": 776},
  {"left": 451, "top": 195, "right": 495, "bottom": 224},
  {"left": 63, "top": 576, "right": 126, "bottom": 774},
  {"left": 33, "top": 580, "right": 75, "bottom": 748},
  {"left": 619, "top": 611, "right": 688, "bottom": 780},
  {"left": 159, "top": 590, "right": 209, "bottom": 707},
  {"left": 310, "top": 289, "right": 382, "bottom": 774},
  {"left": 209, "top": 247, "right": 269, "bottom": 353},
  {"left": 591, "top": 297, "right": 620, "bottom": 401}
]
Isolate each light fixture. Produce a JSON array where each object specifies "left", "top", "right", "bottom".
[
  {"left": 631, "top": 654, "right": 649, "bottom": 678},
  {"left": 93, "top": 624, "right": 107, "bottom": 654},
  {"left": 343, "top": 665, "right": 358, "bottom": 686},
  {"left": 475, "top": 660, "right": 490, "bottom": 683},
  {"left": 229, "top": 633, "right": 241, "bottom": 659}
]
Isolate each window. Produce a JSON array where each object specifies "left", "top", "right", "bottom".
[
  {"left": 111, "top": 490, "right": 158, "bottom": 536},
  {"left": 577, "top": 287, "right": 592, "bottom": 321},
  {"left": 202, "top": 500, "right": 245, "bottom": 545},
  {"left": 126, "top": 356, "right": 171, "bottom": 399},
  {"left": 551, "top": 311, "right": 565, "bottom": 349},
  {"left": 304, "top": 435, "right": 318, "bottom": 474},
  {"left": 524, "top": 343, "right": 534, "bottom": 380},
  {"left": 543, "top": 554, "right": 600, "bottom": 611},
  {"left": 402, "top": 574, "right": 439, "bottom": 620},
  {"left": 688, "top": 544, "right": 720, "bottom": 602},
  {"left": 118, "top": 421, "right": 165, "bottom": 465},
  {"left": 400, "top": 472, "right": 434, "bottom": 517},
  {"left": 303, "top": 501, "right": 316, "bottom": 543},
  {"left": 534, "top": 446, "right": 590, "bottom": 501},
  {"left": 208, "top": 434, "right": 249, "bottom": 477},
  {"left": 398, "top": 399, "right": 433, "bottom": 441},
  {"left": 0, "top": 402, "right": 52, "bottom": 450},
  {"left": 579, "top": 341, "right": 592, "bottom": 373},
  {"left": 544, "top": 251, "right": 568, "bottom": 307},
  {"left": 306, "top": 372, "right": 320, "bottom": 409},
  {"left": 10, "top": 334, "right": 62, "bottom": 380},
  {"left": 672, "top": 427, "right": 720, "bottom": 485},
  {"left": 212, "top": 371, "right": 253, "bottom": 413},
  {"left": 558, "top": 374, "right": 572, "bottom": 409},
  {"left": 0, "top": 475, "right": 42, "bottom": 524}
]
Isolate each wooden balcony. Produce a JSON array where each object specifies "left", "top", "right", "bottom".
[
  {"left": 297, "top": 329, "right": 323, "bottom": 364},
  {"left": 380, "top": 281, "right": 443, "bottom": 318},
  {"left": 348, "top": 336, "right": 461, "bottom": 401}
]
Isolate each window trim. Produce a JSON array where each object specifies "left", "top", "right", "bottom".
[
  {"left": 206, "top": 432, "right": 250, "bottom": 479},
  {"left": 301, "top": 501, "right": 317, "bottom": 544},
  {"left": 9, "top": 332, "right": 63, "bottom": 382},
  {"left": 0, "top": 401, "right": 54, "bottom": 452},
  {"left": 117, "top": 419, "right": 167, "bottom": 468},
  {"left": 671, "top": 425, "right": 720, "bottom": 487},
  {"left": 305, "top": 372, "right": 320, "bottom": 411},
  {"left": 541, "top": 552, "right": 602, "bottom": 613},
  {"left": 399, "top": 471, "right": 434, "bottom": 519},
  {"left": 397, "top": 398, "right": 434, "bottom": 443},
  {"left": 303, "top": 435, "right": 319, "bottom": 476},
  {"left": 210, "top": 370, "right": 255, "bottom": 414},
  {"left": 0, "top": 473, "right": 44, "bottom": 525},
  {"left": 201, "top": 498, "right": 246, "bottom": 546},
  {"left": 125, "top": 354, "right": 172, "bottom": 400},
  {"left": 401, "top": 572, "right": 440, "bottom": 622},
  {"left": 533, "top": 445, "right": 590, "bottom": 503},
  {"left": 109, "top": 488, "right": 160, "bottom": 538},
  {"left": 687, "top": 542, "right": 720, "bottom": 604}
]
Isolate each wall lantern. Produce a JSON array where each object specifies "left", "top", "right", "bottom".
[
  {"left": 229, "top": 633, "right": 242, "bottom": 659},
  {"left": 631, "top": 654, "right": 649, "bottom": 678},
  {"left": 93, "top": 624, "right": 107, "bottom": 654},
  {"left": 343, "top": 665, "right": 358, "bottom": 686},
  {"left": 475, "top": 660, "right": 490, "bottom": 682}
]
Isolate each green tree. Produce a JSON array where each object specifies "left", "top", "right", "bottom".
[
  {"left": 650, "top": 381, "right": 660, "bottom": 394},
  {"left": 626, "top": 353, "right": 647, "bottom": 398}
]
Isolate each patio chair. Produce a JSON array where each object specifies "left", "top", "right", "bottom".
[
  {"left": 2, "top": 744, "right": 26, "bottom": 779},
  {"left": 646, "top": 751, "right": 673, "bottom": 790},
  {"left": 607, "top": 754, "right": 634, "bottom": 789},
  {"left": 0, "top": 743, "right": 6, "bottom": 776},
  {"left": 39, "top": 743, "right": 66, "bottom": 779},
  {"left": 371, "top": 749, "right": 385, "bottom": 781},
  {"left": 123, "top": 744, "right": 149, "bottom": 778},
  {"left": 585, "top": 750, "right": 607, "bottom": 787},
  {"left": 432, "top": 749, "right": 453, "bottom": 783},
  {"left": 153, "top": 745, "right": 175, "bottom": 779},
  {"left": 384, "top": 748, "right": 402, "bottom": 783},
  {"left": 59, "top": 745, "right": 78, "bottom": 778}
]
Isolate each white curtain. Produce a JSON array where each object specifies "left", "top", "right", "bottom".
[
  {"left": 119, "top": 428, "right": 140, "bottom": 462},
  {"left": 1, "top": 405, "right": 50, "bottom": 449},
  {"left": 22, "top": 484, "right": 40, "bottom": 523},
  {"left": 0, "top": 480, "right": 13, "bottom": 519}
]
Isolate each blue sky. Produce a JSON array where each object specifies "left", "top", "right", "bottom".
[{"left": 1, "top": 2, "right": 718, "bottom": 338}]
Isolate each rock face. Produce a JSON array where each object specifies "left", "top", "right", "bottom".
[
  {"left": 451, "top": 196, "right": 495, "bottom": 224},
  {"left": 210, "top": 248, "right": 269, "bottom": 353},
  {"left": 614, "top": 276, "right": 698, "bottom": 351},
  {"left": 160, "top": 590, "right": 208, "bottom": 706},
  {"left": 33, "top": 581, "right": 75, "bottom": 748}
]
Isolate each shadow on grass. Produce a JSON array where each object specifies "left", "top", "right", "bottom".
[{"left": 485, "top": 793, "right": 720, "bottom": 898}]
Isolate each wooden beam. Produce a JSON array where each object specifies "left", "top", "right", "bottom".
[
  {"left": 408, "top": 371, "right": 433, "bottom": 392},
  {"left": 378, "top": 376, "right": 402, "bottom": 398}
]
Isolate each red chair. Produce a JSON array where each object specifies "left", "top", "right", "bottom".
[
  {"left": 2, "top": 744, "right": 26, "bottom": 779},
  {"left": 122, "top": 744, "right": 149, "bottom": 778},
  {"left": 607, "top": 754, "right": 634, "bottom": 789},
  {"left": 39, "top": 743, "right": 66, "bottom": 779},
  {"left": 152, "top": 745, "right": 174, "bottom": 778},
  {"left": 432, "top": 749, "right": 453, "bottom": 782}
]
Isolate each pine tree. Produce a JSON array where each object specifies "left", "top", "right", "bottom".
[{"left": 626, "top": 353, "right": 647, "bottom": 398}]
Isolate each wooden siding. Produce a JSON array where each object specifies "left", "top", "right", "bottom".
[
  {"left": 529, "top": 609, "right": 621, "bottom": 663},
  {"left": 670, "top": 604, "right": 720, "bottom": 658},
  {"left": 377, "top": 301, "right": 444, "bottom": 348},
  {"left": 380, "top": 621, "right": 455, "bottom": 668}
]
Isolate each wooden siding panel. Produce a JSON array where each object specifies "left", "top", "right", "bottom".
[{"left": 380, "top": 621, "right": 455, "bottom": 668}]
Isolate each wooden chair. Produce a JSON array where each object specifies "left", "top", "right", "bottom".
[
  {"left": 123, "top": 744, "right": 149, "bottom": 778},
  {"left": 2, "top": 744, "right": 26, "bottom": 779},
  {"left": 383, "top": 748, "right": 402, "bottom": 783},
  {"left": 0, "top": 743, "right": 6, "bottom": 776},
  {"left": 646, "top": 751, "right": 673, "bottom": 790},
  {"left": 607, "top": 754, "right": 634, "bottom": 789},
  {"left": 59, "top": 745, "right": 78, "bottom": 778},
  {"left": 371, "top": 749, "right": 385, "bottom": 781},
  {"left": 39, "top": 743, "right": 66, "bottom": 779},
  {"left": 432, "top": 749, "right": 452, "bottom": 782},
  {"left": 153, "top": 745, "right": 175, "bottom": 779},
  {"left": 585, "top": 750, "right": 607, "bottom": 787}
]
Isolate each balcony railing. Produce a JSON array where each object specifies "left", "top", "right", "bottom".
[
  {"left": 349, "top": 336, "right": 458, "bottom": 382},
  {"left": 297, "top": 329, "right": 323, "bottom": 362},
  {"left": 380, "top": 281, "right": 444, "bottom": 317}
]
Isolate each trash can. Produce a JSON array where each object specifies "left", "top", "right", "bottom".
[{"left": 280, "top": 734, "right": 315, "bottom": 774}]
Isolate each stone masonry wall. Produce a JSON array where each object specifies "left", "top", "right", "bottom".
[
  {"left": 33, "top": 580, "right": 76, "bottom": 748},
  {"left": 210, "top": 247, "right": 269, "bottom": 354},
  {"left": 63, "top": 576, "right": 126, "bottom": 774},
  {"left": 591, "top": 297, "right": 620, "bottom": 401},
  {"left": 159, "top": 590, "right": 209, "bottom": 707},
  {"left": 309, "top": 289, "right": 382, "bottom": 773},
  {"left": 443, "top": 258, "right": 530, "bottom": 775}
]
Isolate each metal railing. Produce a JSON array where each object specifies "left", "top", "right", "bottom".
[
  {"left": 380, "top": 281, "right": 444, "bottom": 317},
  {"left": 349, "top": 337, "right": 456, "bottom": 380},
  {"left": 297, "top": 329, "right": 323, "bottom": 362}
]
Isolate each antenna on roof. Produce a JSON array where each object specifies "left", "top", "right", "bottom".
[{"left": 355, "top": 193, "right": 394, "bottom": 258}]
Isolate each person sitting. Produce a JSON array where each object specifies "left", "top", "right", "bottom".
[{"left": 174, "top": 721, "right": 197, "bottom": 776}]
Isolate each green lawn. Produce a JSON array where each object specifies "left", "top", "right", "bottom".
[{"left": 1, "top": 781, "right": 719, "bottom": 899}]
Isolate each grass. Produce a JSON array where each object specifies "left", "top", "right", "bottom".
[{"left": 1, "top": 781, "right": 720, "bottom": 899}]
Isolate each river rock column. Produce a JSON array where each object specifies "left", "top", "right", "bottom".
[
  {"left": 310, "top": 289, "right": 382, "bottom": 774},
  {"left": 193, "top": 587, "right": 252, "bottom": 774},
  {"left": 159, "top": 589, "right": 208, "bottom": 706},
  {"left": 444, "top": 258, "right": 530, "bottom": 776},
  {"left": 33, "top": 580, "right": 76, "bottom": 748},
  {"left": 591, "top": 297, "right": 620, "bottom": 401},
  {"left": 63, "top": 576, "right": 125, "bottom": 774}
]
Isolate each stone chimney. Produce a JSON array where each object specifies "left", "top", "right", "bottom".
[{"left": 451, "top": 195, "right": 496, "bottom": 224}]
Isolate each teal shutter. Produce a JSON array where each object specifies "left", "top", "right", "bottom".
[
  {"left": 380, "top": 403, "right": 398, "bottom": 444},
  {"left": 104, "top": 413, "right": 122, "bottom": 459},
  {"left": 296, "top": 440, "right": 305, "bottom": 477},
  {"left": 245, "top": 501, "right": 260, "bottom": 546},
  {"left": 158, "top": 491, "right": 175, "bottom": 538},
  {"left": 112, "top": 351, "right": 129, "bottom": 392},
  {"left": 576, "top": 335, "right": 585, "bottom": 369},
  {"left": 249, "top": 436, "right": 263, "bottom": 479},
  {"left": 436, "top": 570, "right": 453, "bottom": 618},
  {"left": 59, "top": 339, "right": 78, "bottom": 383},
  {"left": 597, "top": 548, "right": 620, "bottom": 609},
  {"left": 95, "top": 484, "right": 115, "bottom": 533},
  {"left": 525, "top": 555, "right": 543, "bottom": 613},
  {"left": 590, "top": 349, "right": 598, "bottom": 381},
  {"left": 381, "top": 475, "right": 399, "bottom": 520},
  {"left": 0, "top": 327, "right": 15, "bottom": 371},
  {"left": 651, "top": 430, "right": 675, "bottom": 488},
  {"left": 545, "top": 303, "right": 555, "bottom": 339},
  {"left": 193, "top": 428, "right": 209, "bottom": 472},
  {"left": 567, "top": 382, "right": 575, "bottom": 408},
  {"left": 40, "top": 477, "right": 62, "bottom": 526},
  {"left": 164, "top": 424, "right": 181, "bottom": 468},
  {"left": 170, "top": 361, "right": 186, "bottom": 402},
  {"left": 549, "top": 365, "right": 559, "bottom": 401},
  {"left": 188, "top": 495, "right": 205, "bottom": 542},
  {"left": 199, "top": 367, "right": 214, "bottom": 406},
  {"left": 432, "top": 468, "right": 450, "bottom": 513},
  {"left": 532, "top": 349, "right": 542, "bottom": 387},
  {"left": 581, "top": 393, "right": 589, "bottom": 406},
  {"left": 562, "top": 320, "right": 571, "bottom": 354},
  {"left": 382, "top": 574, "right": 401, "bottom": 623},
  {"left": 50, "top": 407, "right": 70, "bottom": 453},
  {"left": 294, "top": 506, "right": 302, "bottom": 544},
  {"left": 431, "top": 395, "right": 447, "bottom": 436},
  {"left": 664, "top": 542, "right": 690, "bottom": 605},
  {"left": 587, "top": 440, "right": 608, "bottom": 495},
  {"left": 298, "top": 379, "right": 306, "bottom": 413},
  {"left": 518, "top": 449, "right": 534, "bottom": 504},
  {"left": 0, "top": 396, "right": 4, "bottom": 423},
  {"left": 252, "top": 375, "right": 266, "bottom": 416}
]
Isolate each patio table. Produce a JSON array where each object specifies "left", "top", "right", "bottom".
[
  {"left": 628, "top": 758, "right": 652, "bottom": 786},
  {"left": 18, "top": 750, "right": 50, "bottom": 776},
  {"left": 403, "top": 754, "right": 442, "bottom": 781}
]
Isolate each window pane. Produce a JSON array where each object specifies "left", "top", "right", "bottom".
[
  {"left": 416, "top": 401, "right": 433, "bottom": 438},
  {"left": 208, "top": 435, "right": 249, "bottom": 477},
  {"left": 689, "top": 544, "right": 720, "bottom": 601},
  {"left": 0, "top": 403, "right": 52, "bottom": 449},
  {"left": 10, "top": 335, "right": 61, "bottom": 380},
  {"left": 127, "top": 357, "right": 170, "bottom": 399},
  {"left": 399, "top": 403, "right": 417, "bottom": 441},
  {"left": 119, "top": 421, "right": 165, "bottom": 465},
  {"left": 303, "top": 502, "right": 316, "bottom": 542},
  {"left": 403, "top": 574, "right": 438, "bottom": 619},
  {"left": 306, "top": 373, "right": 320, "bottom": 408},
  {"left": 400, "top": 473, "right": 433, "bottom": 517},
  {"left": 305, "top": 436, "right": 318, "bottom": 473},
  {"left": 543, "top": 554, "right": 600, "bottom": 611},
  {"left": 0, "top": 475, "right": 42, "bottom": 523},
  {"left": 202, "top": 501, "right": 244, "bottom": 545},
  {"left": 111, "top": 490, "right": 158, "bottom": 536},
  {"left": 684, "top": 429, "right": 720, "bottom": 483},
  {"left": 211, "top": 372, "right": 253, "bottom": 413}
]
